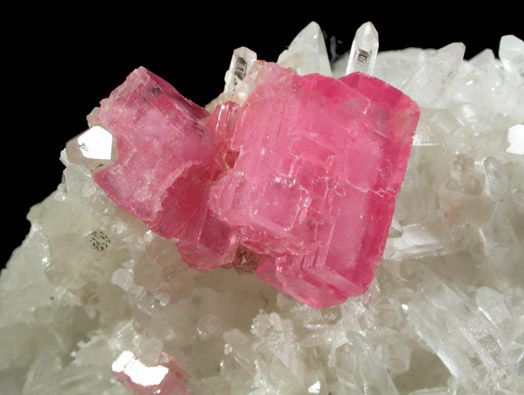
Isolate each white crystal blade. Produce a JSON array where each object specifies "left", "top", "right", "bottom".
[
  {"left": 277, "top": 21, "right": 331, "bottom": 76},
  {"left": 404, "top": 42, "right": 465, "bottom": 108},
  {"left": 346, "top": 22, "right": 379, "bottom": 76}
]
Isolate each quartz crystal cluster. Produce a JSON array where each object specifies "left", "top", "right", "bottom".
[{"left": 1, "top": 22, "right": 524, "bottom": 394}]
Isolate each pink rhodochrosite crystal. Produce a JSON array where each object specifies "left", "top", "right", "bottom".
[
  {"left": 92, "top": 67, "right": 237, "bottom": 272},
  {"left": 92, "top": 63, "right": 419, "bottom": 308}
]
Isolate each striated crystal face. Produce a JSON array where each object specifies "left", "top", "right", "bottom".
[
  {"left": 91, "top": 61, "right": 419, "bottom": 308},
  {"left": 224, "top": 47, "right": 258, "bottom": 101}
]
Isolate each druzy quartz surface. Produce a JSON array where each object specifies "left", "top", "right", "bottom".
[{"left": 91, "top": 61, "right": 419, "bottom": 308}]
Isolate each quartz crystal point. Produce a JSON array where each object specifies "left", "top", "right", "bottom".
[
  {"left": 206, "top": 47, "right": 258, "bottom": 113},
  {"left": 224, "top": 46, "right": 258, "bottom": 101},
  {"left": 209, "top": 67, "right": 420, "bottom": 307},
  {"left": 92, "top": 62, "right": 419, "bottom": 308},
  {"left": 346, "top": 22, "right": 379, "bottom": 75},
  {"left": 277, "top": 21, "right": 332, "bottom": 76}
]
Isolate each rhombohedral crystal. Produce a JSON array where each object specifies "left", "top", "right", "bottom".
[
  {"left": 1, "top": 22, "right": 523, "bottom": 394},
  {"left": 90, "top": 61, "right": 419, "bottom": 309}
]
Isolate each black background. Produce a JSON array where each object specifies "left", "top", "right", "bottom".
[{"left": 2, "top": 6, "right": 522, "bottom": 269}]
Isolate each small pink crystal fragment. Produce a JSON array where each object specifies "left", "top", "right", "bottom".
[
  {"left": 111, "top": 351, "right": 190, "bottom": 395},
  {"left": 92, "top": 63, "right": 419, "bottom": 308}
]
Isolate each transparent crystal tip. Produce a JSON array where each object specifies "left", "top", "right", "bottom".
[{"left": 346, "top": 22, "right": 379, "bottom": 76}]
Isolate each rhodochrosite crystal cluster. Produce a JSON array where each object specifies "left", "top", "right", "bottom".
[
  {"left": 1, "top": 22, "right": 524, "bottom": 394},
  {"left": 89, "top": 59, "right": 419, "bottom": 309}
]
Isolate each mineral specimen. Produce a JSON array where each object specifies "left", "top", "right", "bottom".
[
  {"left": 89, "top": 51, "right": 419, "bottom": 309},
  {"left": 209, "top": 68, "right": 419, "bottom": 308},
  {"left": 1, "top": 22, "right": 523, "bottom": 395}
]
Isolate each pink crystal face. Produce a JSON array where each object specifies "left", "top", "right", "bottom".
[
  {"left": 208, "top": 66, "right": 420, "bottom": 307},
  {"left": 92, "top": 67, "right": 237, "bottom": 271},
  {"left": 93, "top": 64, "right": 419, "bottom": 308},
  {"left": 111, "top": 351, "right": 189, "bottom": 395}
]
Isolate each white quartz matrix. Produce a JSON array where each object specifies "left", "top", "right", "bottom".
[{"left": 1, "top": 23, "right": 523, "bottom": 394}]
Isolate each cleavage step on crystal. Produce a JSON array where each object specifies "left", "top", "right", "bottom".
[
  {"left": 87, "top": 57, "right": 419, "bottom": 308},
  {"left": 59, "top": 20, "right": 423, "bottom": 309}
]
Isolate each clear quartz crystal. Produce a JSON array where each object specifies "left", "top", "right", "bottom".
[
  {"left": 65, "top": 125, "right": 117, "bottom": 173},
  {"left": 404, "top": 42, "right": 466, "bottom": 108},
  {"left": 111, "top": 350, "right": 190, "bottom": 394},
  {"left": 346, "top": 22, "right": 379, "bottom": 75},
  {"left": 224, "top": 47, "right": 257, "bottom": 100}
]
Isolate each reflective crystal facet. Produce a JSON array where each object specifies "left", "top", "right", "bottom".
[
  {"left": 404, "top": 42, "right": 466, "bottom": 107},
  {"left": 346, "top": 22, "right": 379, "bottom": 76},
  {"left": 111, "top": 351, "right": 189, "bottom": 395},
  {"left": 65, "top": 125, "right": 117, "bottom": 173}
]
